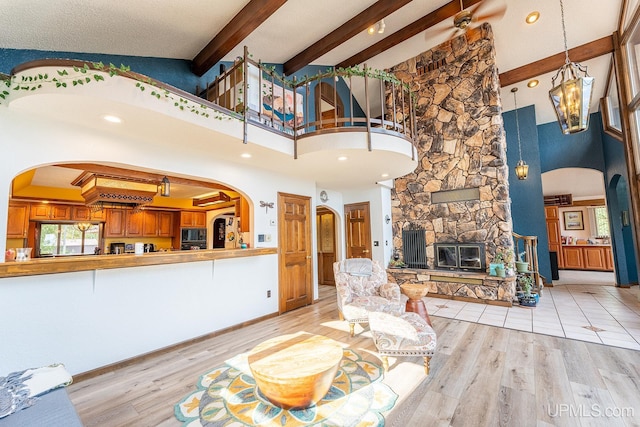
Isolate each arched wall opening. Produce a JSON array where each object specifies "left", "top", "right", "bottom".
[{"left": 5, "top": 162, "right": 253, "bottom": 258}]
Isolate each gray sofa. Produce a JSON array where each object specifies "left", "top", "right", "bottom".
[{"left": 0, "top": 388, "right": 82, "bottom": 427}]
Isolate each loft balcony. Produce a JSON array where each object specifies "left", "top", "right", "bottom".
[{"left": 4, "top": 50, "right": 417, "bottom": 188}]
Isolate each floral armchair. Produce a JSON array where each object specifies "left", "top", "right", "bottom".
[{"left": 333, "top": 258, "right": 405, "bottom": 336}]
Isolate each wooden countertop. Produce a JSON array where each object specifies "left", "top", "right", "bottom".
[{"left": 0, "top": 247, "right": 278, "bottom": 278}]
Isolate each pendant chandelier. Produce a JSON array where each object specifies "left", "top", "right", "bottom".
[
  {"left": 548, "top": 0, "right": 594, "bottom": 134},
  {"left": 511, "top": 88, "right": 528, "bottom": 180}
]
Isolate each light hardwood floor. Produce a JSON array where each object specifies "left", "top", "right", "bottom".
[{"left": 68, "top": 286, "right": 640, "bottom": 426}]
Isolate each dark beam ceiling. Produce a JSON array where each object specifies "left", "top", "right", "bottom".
[
  {"left": 335, "top": 0, "right": 482, "bottom": 69},
  {"left": 283, "top": 0, "right": 413, "bottom": 76},
  {"left": 498, "top": 35, "right": 615, "bottom": 87},
  {"left": 192, "top": 0, "right": 287, "bottom": 77}
]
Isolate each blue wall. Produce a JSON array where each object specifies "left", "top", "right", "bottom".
[
  {"left": 538, "top": 114, "right": 606, "bottom": 173},
  {"left": 602, "top": 130, "right": 639, "bottom": 284},
  {"left": 0, "top": 48, "right": 217, "bottom": 94},
  {"left": 505, "top": 108, "right": 637, "bottom": 286},
  {"left": 503, "top": 105, "right": 552, "bottom": 282}
]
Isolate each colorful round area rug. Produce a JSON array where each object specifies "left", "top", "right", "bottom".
[{"left": 174, "top": 348, "right": 397, "bottom": 426}]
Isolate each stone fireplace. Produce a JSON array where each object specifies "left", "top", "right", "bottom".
[{"left": 386, "top": 24, "right": 515, "bottom": 305}]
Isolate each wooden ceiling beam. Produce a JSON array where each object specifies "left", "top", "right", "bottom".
[
  {"left": 56, "top": 164, "right": 234, "bottom": 192},
  {"left": 191, "top": 0, "right": 287, "bottom": 77},
  {"left": 283, "top": 0, "right": 413, "bottom": 76},
  {"left": 498, "top": 35, "right": 614, "bottom": 87},
  {"left": 335, "top": 0, "right": 482, "bottom": 69}
]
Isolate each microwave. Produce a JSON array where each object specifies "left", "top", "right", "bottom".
[{"left": 181, "top": 228, "right": 207, "bottom": 242}]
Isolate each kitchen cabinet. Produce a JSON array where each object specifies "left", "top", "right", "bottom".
[
  {"left": 30, "top": 204, "right": 71, "bottom": 220},
  {"left": 104, "top": 209, "right": 126, "bottom": 237},
  {"left": 561, "top": 245, "right": 613, "bottom": 271},
  {"left": 72, "top": 206, "right": 105, "bottom": 221},
  {"left": 7, "top": 203, "right": 29, "bottom": 239},
  {"left": 180, "top": 211, "right": 206, "bottom": 228},
  {"left": 157, "top": 212, "right": 174, "bottom": 237},
  {"left": 142, "top": 211, "right": 159, "bottom": 237},
  {"left": 562, "top": 246, "right": 583, "bottom": 270},
  {"left": 126, "top": 211, "right": 144, "bottom": 237},
  {"left": 235, "top": 197, "right": 251, "bottom": 233},
  {"left": 545, "top": 206, "right": 563, "bottom": 268},
  {"left": 605, "top": 247, "right": 614, "bottom": 271}
]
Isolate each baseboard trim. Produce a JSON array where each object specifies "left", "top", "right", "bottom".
[{"left": 73, "top": 311, "right": 280, "bottom": 383}]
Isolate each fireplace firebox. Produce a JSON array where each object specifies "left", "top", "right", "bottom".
[{"left": 434, "top": 243, "right": 486, "bottom": 272}]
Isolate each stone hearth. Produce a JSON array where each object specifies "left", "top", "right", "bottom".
[{"left": 387, "top": 23, "right": 515, "bottom": 304}]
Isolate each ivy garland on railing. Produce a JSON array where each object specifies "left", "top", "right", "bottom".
[
  {"left": 0, "top": 62, "right": 232, "bottom": 121},
  {"left": 0, "top": 56, "right": 415, "bottom": 120}
]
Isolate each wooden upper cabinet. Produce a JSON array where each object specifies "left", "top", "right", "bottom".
[
  {"left": 72, "top": 206, "right": 92, "bottom": 221},
  {"left": 158, "top": 212, "right": 174, "bottom": 237},
  {"left": 30, "top": 204, "right": 71, "bottom": 220},
  {"left": 7, "top": 203, "right": 29, "bottom": 239},
  {"left": 180, "top": 211, "right": 206, "bottom": 228},
  {"left": 142, "top": 211, "right": 158, "bottom": 237},
  {"left": 126, "top": 211, "right": 144, "bottom": 237},
  {"left": 104, "top": 209, "right": 126, "bottom": 237},
  {"left": 544, "top": 206, "right": 559, "bottom": 220}
]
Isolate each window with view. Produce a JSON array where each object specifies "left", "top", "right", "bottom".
[
  {"left": 593, "top": 206, "right": 610, "bottom": 238},
  {"left": 38, "top": 223, "right": 100, "bottom": 256}
]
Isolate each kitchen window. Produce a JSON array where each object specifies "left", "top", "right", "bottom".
[{"left": 37, "top": 223, "right": 101, "bottom": 256}]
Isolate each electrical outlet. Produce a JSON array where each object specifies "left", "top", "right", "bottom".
[{"left": 267, "top": 290, "right": 271, "bottom": 298}]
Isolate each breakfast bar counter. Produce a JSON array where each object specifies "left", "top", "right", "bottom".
[{"left": 0, "top": 247, "right": 277, "bottom": 278}]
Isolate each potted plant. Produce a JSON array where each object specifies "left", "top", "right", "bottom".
[
  {"left": 515, "top": 251, "right": 529, "bottom": 273},
  {"left": 492, "top": 252, "right": 506, "bottom": 278},
  {"left": 518, "top": 274, "right": 537, "bottom": 307},
  {"left": 388, "top": 259, "right": 407, "bottom": 268}
]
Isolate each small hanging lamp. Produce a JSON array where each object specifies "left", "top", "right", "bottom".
[
  {"left": 160, "top": 176, "right": 170, "bottom": 197},
  {"left": 548, "top": 0, "right": 594, "bottom": 134},
  {"left": 511, "top": 88, "right": 528, "bottom": 180}
]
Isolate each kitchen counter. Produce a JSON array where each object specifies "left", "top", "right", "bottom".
[
  {"left": 0, "top": 247, "right": 277, "bottom": 278},
  {"left": 560, "top": 245, "right": 613, "bottom": 271}
]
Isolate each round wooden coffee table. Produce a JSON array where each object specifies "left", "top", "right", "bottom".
[
  {"left": 400, "top": 283, "right": 433, "bottom": 326},
  {"left": 247, "top": 332, "right": 343, "bottom": 409}
]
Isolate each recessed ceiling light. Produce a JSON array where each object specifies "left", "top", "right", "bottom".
[
  {"left": 103, "top": 115, "right": 122, "bottom": 123},
  {"left": 527, "top": 79, "right": 539, "bottom": 88},
  {"left": 241, "top": 153, "right": 252, "bottom": 158},
  {"left": 338, "top": 156, "right": 348, "bottom": 161},
  {"left": 381, "top": 173, "right": 389, "bottom": 178},
  {"left": 525, "top": 11, "right": 540, "bottom": 24}
]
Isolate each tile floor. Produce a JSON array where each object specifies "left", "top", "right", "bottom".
[{"left": 425, "top": 270, "right": 640, "bottom": 351}]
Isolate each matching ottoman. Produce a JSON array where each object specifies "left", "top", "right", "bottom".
[{"left": 368, "top": 311, "right": 437, "bottom": 375}]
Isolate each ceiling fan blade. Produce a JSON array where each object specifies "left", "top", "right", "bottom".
[{"left": 473, "top": 4, "right": 507, "bottom": 22}]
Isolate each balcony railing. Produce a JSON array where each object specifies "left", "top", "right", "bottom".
[{"left": 198, "top": 47, "right": 417, "bottom": 159}]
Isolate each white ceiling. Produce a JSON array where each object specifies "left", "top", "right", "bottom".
[
  {"left": 541, "top": 168, "right": 606, "bottom": 199},
  {"left": 0, "top": 0, "right": 627, "bottom": 199},
  {"left": 0, "top": 0, "right": 623, "bottom": 125}
]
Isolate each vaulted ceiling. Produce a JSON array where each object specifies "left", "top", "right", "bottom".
[{"left": 0, "top": 0, "right": 625, "bottom": 125}]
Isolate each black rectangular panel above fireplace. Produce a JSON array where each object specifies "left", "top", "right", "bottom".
[{"left": 434, "top": 243, "right": 486, "bottom": 272}]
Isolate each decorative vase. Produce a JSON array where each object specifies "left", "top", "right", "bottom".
[{"left": 495, "top": 265, "right": 505, "bottom": 278}]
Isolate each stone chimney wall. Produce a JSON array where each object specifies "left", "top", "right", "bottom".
[{"left": 388, "top": 23, "right": 513, "bottom": 268}]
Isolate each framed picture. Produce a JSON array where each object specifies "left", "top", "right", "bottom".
[{"left": 563, "top": 211, "right": 584, "bottom": 230}]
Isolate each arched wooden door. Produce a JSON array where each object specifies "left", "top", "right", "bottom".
[
  {"left": 278, "top": 192, "right": 313, "bottom": 313},
  {"left": 316, "top": 207, "right": 336, "bottom": 285}
]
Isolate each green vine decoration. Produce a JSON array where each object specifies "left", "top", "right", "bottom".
[{"left": 0, "top": 62, "right": 232, "bottom": 121}]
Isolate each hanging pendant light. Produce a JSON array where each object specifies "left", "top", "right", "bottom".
[
  {"left": 548, "top": 0, "right": 594, "bottom": 134},
  {"left": 511, "top": 88, "right": 528, "bottom": 180}
]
